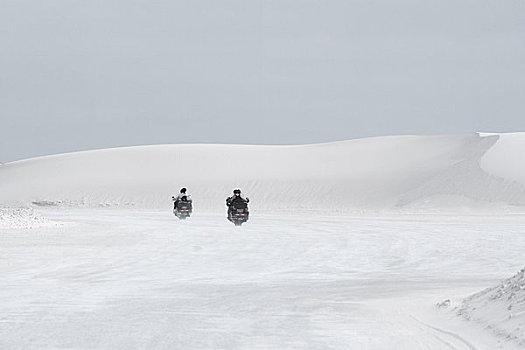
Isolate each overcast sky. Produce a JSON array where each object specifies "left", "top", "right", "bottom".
[{"left": 1, "top": 0, "right": 524, "bottom": 162}]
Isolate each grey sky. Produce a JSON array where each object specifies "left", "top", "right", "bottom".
[{"left": 1, "top": 0, "right": 524, "bottom": 162}]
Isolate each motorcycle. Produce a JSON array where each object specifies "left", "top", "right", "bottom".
[
  {"left": 173, "top": 197, "right": 192, "bottom": 220},
  {"left": 227, "top": 200, "right": 249, "bottom": 226}
]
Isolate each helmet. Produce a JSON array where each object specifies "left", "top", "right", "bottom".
[
  {"left": 233, "top": 189, "right": 241, "bottom": 195},
  {"left": 180, "top": 187, "right": 187, "bottom": 193}
]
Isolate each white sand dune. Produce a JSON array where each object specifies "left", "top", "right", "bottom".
[
  {"left": 2, "top": 132, "right": 525, "bottom": 349},
  {"left": 1, "top": 132, "right": 525, "bottom": 212},
  {"left": 456, "top": 268, "right": 525, "bottom": 347}
]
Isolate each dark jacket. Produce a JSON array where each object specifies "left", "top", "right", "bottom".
[{"left": 226, "top": 195, "right": 249, "bottom": 207}]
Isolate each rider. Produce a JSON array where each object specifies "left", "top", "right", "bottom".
[
  {"left": 226, "top": 189, "right": 249, "bottom": 220},
  {"left": 173, "top": 187, "right": 192, "bottom": 210}
]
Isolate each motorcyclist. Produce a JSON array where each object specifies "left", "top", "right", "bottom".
[
  {"left": 226, "top": 189, "right": 249, "bottom": 220},
  {"left": 172, "top": 187, "right": 192, "bottom": 210}
]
